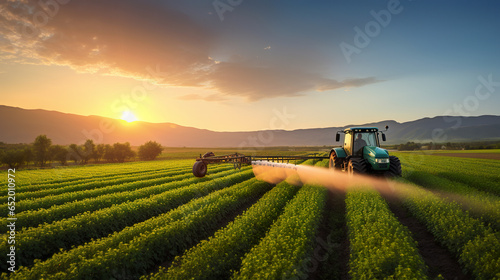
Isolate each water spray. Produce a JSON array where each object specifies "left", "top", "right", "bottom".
[{"left": 251, "top": 160, "right": 401, "bottom": 197}]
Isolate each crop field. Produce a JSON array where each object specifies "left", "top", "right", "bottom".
[{"left": 1, "top": 150, "right": 499, "bottom": 279}]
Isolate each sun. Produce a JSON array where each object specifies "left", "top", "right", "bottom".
[{"left": 121, "top": 111, "right": 138, "bottom": 122}]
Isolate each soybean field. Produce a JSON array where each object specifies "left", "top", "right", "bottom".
[{"left": 1, "top": 151, "right": 499, "bottom": 279}]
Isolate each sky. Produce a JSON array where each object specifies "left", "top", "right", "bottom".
[{"left": 1, "top": 0, "right": 499, "bottom": 132}]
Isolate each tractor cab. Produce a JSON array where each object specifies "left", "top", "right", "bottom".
[
  {"left": 330, "top": 126, "right": 401, "bottom": 176},
  {"left": 339, "top": 127, "right": 384, "bottom": 157}
]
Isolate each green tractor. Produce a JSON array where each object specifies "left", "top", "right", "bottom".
[{"left": 329, "top": 126, "right": 402, "bottom": 177}]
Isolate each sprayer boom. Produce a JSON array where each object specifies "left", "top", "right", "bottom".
[{"left": 192, "top": 153, "right": 328, "bottom": 177}]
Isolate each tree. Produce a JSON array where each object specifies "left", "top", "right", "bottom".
[
  {"left": 138, "top": 141, "right": 163, "bottom": 160},
  {"left": 23, "top": 146, "right": 33, "bottom": 167},
  {"left": 397, "top": 142, "right": 421, "bottom": 151},
  {"left": 68, "top": 144, "right": 83, "bottom": 164},
  {"left": 94, "top": 144, "right": 106, "bottom": 162},
  {"left": 103, "top": 144, "right": 116, "bottom": 162},
  {"left": 82, "top": 139, "right": 96, "bottom": 164},
  {"left": 33, "top": 135, "right": 52, "bottom": 167},
  {"left": 113, "top": 142, "right": 135, "bottom": 163},
  {"left": 67, "top": 140, "right": 96, "bottom": 164},
  {"left": 50, "top": 145, "right": 69, "bottom": 165},
  {"left": 1, "top": 149, "right": 26, "bottom": 169}
]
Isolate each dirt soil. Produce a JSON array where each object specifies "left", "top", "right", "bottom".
[
  {"left": 433, "top": 152, "right": 500, "bottom": 160},
  {"left": 382, "top": 195, "right": 472, "bottom": 280},
  {"left": 309, "top": 189, "right": 348, "bottom": 280}
]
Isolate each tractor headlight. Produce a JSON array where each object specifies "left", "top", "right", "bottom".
[{"left": 375, "top": 158, "right": 389, "bottom": 164}]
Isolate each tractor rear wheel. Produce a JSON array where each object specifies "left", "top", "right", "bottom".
[
  {"left": 193, "top": 161, "right": 207, "bottom": 177},
  {"left": 329, "top": 151, "right": 342, "bottom": 170},
  {"left": 385, "top": 156, "right": 402, "bottom": 177},
  {"left": 348, "top": 158, "right": 368, "bottom": 175}
]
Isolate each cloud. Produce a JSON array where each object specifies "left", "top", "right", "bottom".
[
  {"left": 178, "top": 93, "right": 228, "bottom": 102},
  {"left": 204, "top": 62, "right": 380, "bottom": 101},
  {"left": 315, "top": 77, "right": 381, "bottom": 92},
  {"left": 1, "top": 0, "right": 212, "bottom": 84},
  {"left": 0, "top": 0, "right": 380, "bottom": 101}
]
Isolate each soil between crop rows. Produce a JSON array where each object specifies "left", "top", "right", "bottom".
[{"left": 382, "top": 195, "right": 471, "bottom": 280}]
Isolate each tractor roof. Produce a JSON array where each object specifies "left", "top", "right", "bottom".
[{"left": 344, "top": 127, "right": 379, "bottom": 133}]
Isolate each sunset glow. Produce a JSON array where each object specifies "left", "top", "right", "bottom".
[
  {"left": 0, "top": 1, "right": 499, "bottom": 131},
  {"left": 121, "top": 111, "right": 138, "bottom": 123}
]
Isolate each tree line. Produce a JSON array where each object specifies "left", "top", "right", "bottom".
[{"left": 0, "top": 135, "right": 163, "bottom": 169}]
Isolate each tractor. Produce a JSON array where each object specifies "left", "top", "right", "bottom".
[
  {"left": 329, "top": 126, "right": 402, "bottom": 176},
  {"left": 192, "top": 126, "right": 401, "bottom": 178}
]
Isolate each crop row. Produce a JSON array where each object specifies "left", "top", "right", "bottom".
[
  {"left": 3, "top": 164, "right": 232, "bottom": 217},
  {"left": 346, "top": 188, "right": 428, "bottom": 279},
  {"left": 0, "top": 168, "right": 254, "bottom": 270},
  {"left": 13, "top": 160, "right": 190, "bottom": 187},
  {"left": 404, "top": 170, "right": 500, "bottom": 230},
  {"left": 233, "top": 184, "right": 327, "bottom": 279},
  {"left": 397, "top": 152, "right": 500, "bottom": 173},
  {"left": 11, "top": 162, "right": 188, "bottom": 192},
  {"left": 314, "top": 158, "right": 329, "bottom": 168},
  {"left": 1, "top": 165, "right": 188, "bottom": 202},
  {"left": 0, "top": 165, "right": 238, "bottom": 230},
  {"left": 397, "top": 154, "right": 500, "bottom": 195},
  {"left": 9, "top": 176, "right": 267, "bottom": 279},
  {"left": 430, "top": 154, "right": 500, "bottom": 170},
  {"left": 396, "top": 180, "right": 500, "bottom": 279},
  {"left": 12, "top": 177, "right": 272, "bottom": 279},
  {"left": 147, "top": 181, "right": 300, "bottom": 279}
]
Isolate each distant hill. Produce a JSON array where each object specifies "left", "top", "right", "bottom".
[{"left": 1, "top": 105, "right": 500, "bottom": 147}]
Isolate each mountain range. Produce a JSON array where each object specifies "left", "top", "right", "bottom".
[{"left": 1, "top": 105, "right": 500, "bottom": 147}]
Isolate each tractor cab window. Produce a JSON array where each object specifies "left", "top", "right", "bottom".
[
  {"left": 344, "top": 133, "right": 352, "bottom": 156},
  {"left": 353, "top": 132, "right": 377, "bottom": 155}
]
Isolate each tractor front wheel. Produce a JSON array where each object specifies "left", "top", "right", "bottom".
[
  {"left": 348, "top": 158, "right": 368, "bottom": 175},
  {"left": 193, "top": 161, "right": 207, "bottom": 177},
  {"left": 385, "top": 156, "right": 402, "bottom": 177},
  {"left": 329, "top": 151, "right": 342, "bottom": 170}
]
